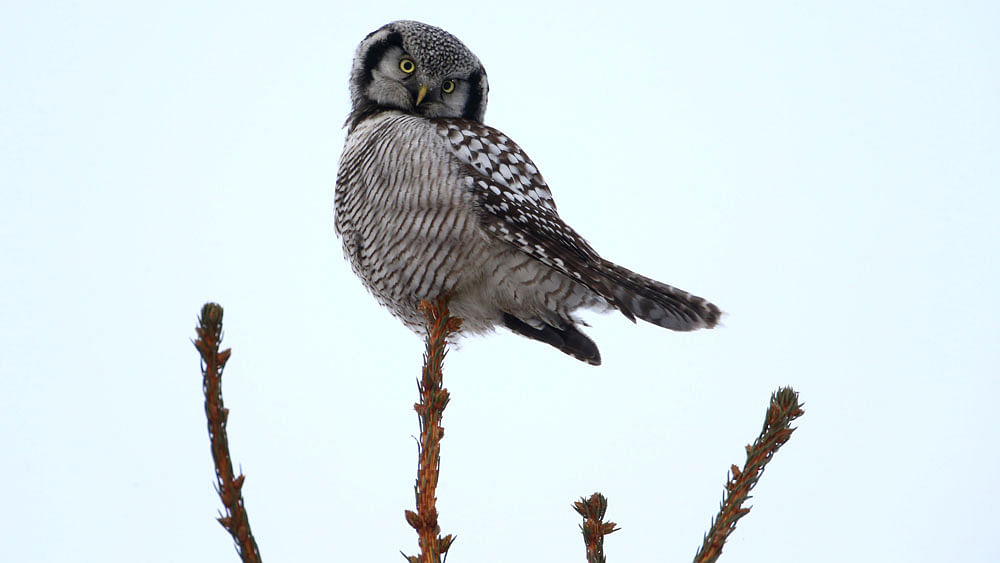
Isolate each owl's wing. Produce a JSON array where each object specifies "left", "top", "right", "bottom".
[
  {"left": 433, "top": 118, "right": 638, "bottom": 321},
  {"left": 434, "top": 118, "right": 722, "bottom": 331}
]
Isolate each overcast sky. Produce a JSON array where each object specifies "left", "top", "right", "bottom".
[{"left": 2, "top": 2, "right": 998, "bottom": 562}]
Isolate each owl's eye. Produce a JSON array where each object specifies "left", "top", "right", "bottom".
[
  {"left": 399, "top": 58, "right": 415, "bottom": 73},
  {"left": 442, "top": 80, "right": 456, "bottom": 94}
]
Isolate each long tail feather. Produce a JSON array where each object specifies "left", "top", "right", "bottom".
[{"left": 596, "top": 260, "right": 721, "bottom": 331}]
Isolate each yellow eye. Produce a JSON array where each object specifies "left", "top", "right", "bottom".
[
  {"left": 442, "top": 80, "right": 456, "bottom": 94},
  {"left": 399, "top": 58, "right": 415, "bottom": 73}
]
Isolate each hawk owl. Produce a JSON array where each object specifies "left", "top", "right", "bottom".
[{"left": 335, "top": 20, "right": 721, "bottom": 364}]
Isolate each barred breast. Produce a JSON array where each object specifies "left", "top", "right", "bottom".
[{"left": 335, "top": 111, "right": 605, "bottom": 336}]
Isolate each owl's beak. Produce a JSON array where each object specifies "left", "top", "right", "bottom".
[{"left": 415, "top": 84, "right": 429, "bottom": 106}]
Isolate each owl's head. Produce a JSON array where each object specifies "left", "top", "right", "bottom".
[{"left": 347, "top": 21, "right": 489, "bottom": 127}]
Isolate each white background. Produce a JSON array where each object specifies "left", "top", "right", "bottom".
[{"left": 2, "top": 1, "right": 998, "bottom": 561}]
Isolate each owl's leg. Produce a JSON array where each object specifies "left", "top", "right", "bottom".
[{"left": 501, "top": 313, "right": 601, "bottom": 366}]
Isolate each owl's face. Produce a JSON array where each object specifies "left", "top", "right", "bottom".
[{"left": 348, "top": 21, "right": 489, "bottom": 125}]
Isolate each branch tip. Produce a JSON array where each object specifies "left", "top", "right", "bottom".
[
  {"left": 406, "top": 297, "right": 460, "bottom": 563},
  {"left": 574, "top": 492, "right": 618, "bottom": 563},
  {"left": 196, "top": 302, "right": 261, "bottom": 563},
  {"left": 692, "top": 386, "right": 804, "bottom": 563}
]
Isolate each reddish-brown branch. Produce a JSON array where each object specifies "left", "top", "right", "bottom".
[
  {"left": 195, "top": 303, "right": 261, "bottom": 563},
  {"left": 573, "top": 493, "right": 619, "bottom": 563},
  {"left": 404, "top": 298, "right": 461, "bottom": 563},
  {"left": 693, "top": 386, "right": 804, "bottom": 563}
]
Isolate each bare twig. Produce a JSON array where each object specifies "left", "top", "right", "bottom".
[
  {"left": 573, "top": 493, "right": 620, "bottom": 563},
  {"left": 693, "top": 386, "right": 804, "bottom": 563},
  {"left": 195, "top": 303, "right": 262, "bottom": 563},
  {"left": 403, "top": 298, "right": 462, "bottom": 563}
]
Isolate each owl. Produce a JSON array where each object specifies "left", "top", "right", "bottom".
[{"left": 335, "top": 20, "right": 721, "bottom": 365}]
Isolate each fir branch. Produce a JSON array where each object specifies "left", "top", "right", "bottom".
[
  {"left": 195, "top": 303, "right": 261, "bottom": 563},
  {"left": 693, "top": 386, "right": 804, "bottom": 563},
  {"left": 403, "top": 298, "right": 462, "bottom": 563},
  {"left": 573, "top": 493, "right": 619, "bottom": 563}
]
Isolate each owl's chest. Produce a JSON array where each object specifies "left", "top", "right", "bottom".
[{"left": 335, "top": 114, "right": 488, "bottom": 291}]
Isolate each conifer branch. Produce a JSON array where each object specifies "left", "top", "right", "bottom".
[
  {"left": 573, "top": 492, "right": 619, "bottom": 563},
  {"left": 403, "top": 298, "right": 462, "bottom": 563},
  {"left": 693, "top": 386, "right": 804, "bottom": 563},
  {"left": 195, "top": 303, "right": 262, "bottom": 563}
]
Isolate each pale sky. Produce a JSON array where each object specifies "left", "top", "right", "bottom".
[{"left": 2, "top": 2, "right": 998, "bottom": 562}]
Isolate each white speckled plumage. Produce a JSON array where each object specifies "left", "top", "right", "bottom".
[{"left": 335, "top": 21, "right": 721, "bottom": 364}]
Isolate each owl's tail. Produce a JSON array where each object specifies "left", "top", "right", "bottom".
[
  {"left": 499, "top": 261, "right": 719, "bottom": 365},
  {"left": 596, "top": 260, "right": 722, "bottom": 331}
]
